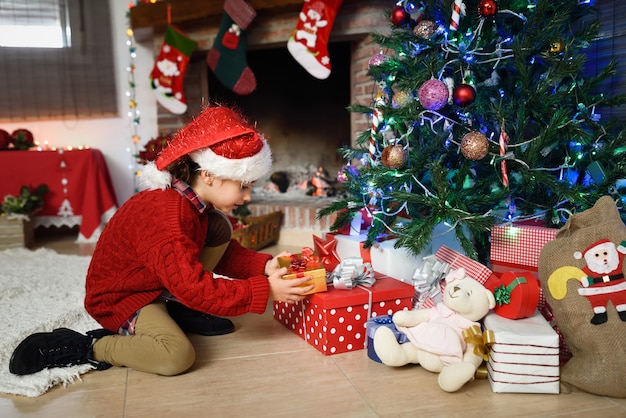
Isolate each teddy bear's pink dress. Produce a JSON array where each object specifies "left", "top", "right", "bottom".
[{"left": 397, "top": 303, "right": 479, "bottom": 365}]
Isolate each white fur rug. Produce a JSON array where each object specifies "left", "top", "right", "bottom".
[{"left": 0, "top": 248, "right": 100, "bottom": 397}]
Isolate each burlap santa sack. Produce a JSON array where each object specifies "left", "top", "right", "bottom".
[{"left": 538, "top": 196, "right": 626, "bottom": 398}]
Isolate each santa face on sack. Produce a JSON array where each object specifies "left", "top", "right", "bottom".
[{"left": 574, "top": 239, "right": 626, "bottom": 324}]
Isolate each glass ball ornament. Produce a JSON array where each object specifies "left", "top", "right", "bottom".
[
  {"left": 413, "top": 20, "right": 438, "bottom": 39},
  {"left": 460, "top": 132, "right": 489, "bottom": 160},
  {"left": 392, "top": 90, "right": 412, "bottom": 108},
  {"left": 549, "top": 40, "right": 565, "bottom": 55},
  {"left": 453, "top": 84, "right": 476, "bottom": 107},
  {"left": 381, "top": 144, "right": 408, "bottom": 169},
  {"left": 390, "top": 5, "right": 410, "bottom": 26},
  {"left": 478, "top": 0, "right": 498, "bottom": 17},
  {"left": 368, "top": 53, "right": 389, "bottom": 68},
  {"left": 417, "top": 79, "right": 449, "bottom": 111}
]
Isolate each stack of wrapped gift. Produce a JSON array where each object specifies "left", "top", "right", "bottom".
[
  {"left": 490, "top": 222, "right": 572, "bottom": 361},
  {"left": 273, "top": 272, "right": 414, "bottom": 356},
  {"left": 483, "top": 312, "right": 560, "bottom": 394}
]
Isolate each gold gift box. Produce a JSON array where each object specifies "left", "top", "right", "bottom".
[{"left": 278, "top": 254, "right": 328, "bottom": 295}]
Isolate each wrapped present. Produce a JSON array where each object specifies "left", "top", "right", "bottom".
[
  {"left": 491, "top": 272, "right": 540, "bottom": 319},
  {"left": 435, "top": 245, "right": 499, "bottom": 290},
  {"left": 490, "top": 222, "right": 558, "bottom": 275},
  {"left": 273, "top": 275, "right": 414, "bottom": 355},
  {"left": 369, "top": 237, "right": 431, "bottom": 283},
  {"left": 365, "top": 315, "right": 409, "bottom": 363},
  {"left": 278, "top": 248, "right": 327, "bottom": 295},
  {"left": 329, "top": 233, "right": 372, "bottom": 263},
  {"left": 483, "top": 312, "right": 560, "bottom": 394}
]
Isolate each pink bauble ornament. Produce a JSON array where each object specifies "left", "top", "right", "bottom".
[
  {"left": 461, "top": 132, "right": 489, "bottom": 160},
  {"left": 368, "top": 53, "right": 389, "bottom": 68},
  {"left": 418, "top": 79, "right": 449, "bottom": 111},
  {"left": 453, "top": 84, "right": 476, "bottom": 107},
  {"left": 390, "top": 5, "right": 410, "bottom": 26},
  {"left": 478, "top": 0, "right": 498, "bottom": 17}
]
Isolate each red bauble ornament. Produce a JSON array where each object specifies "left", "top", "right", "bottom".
[
  {"left": 478, "top": 0, "right": 498, "bottom": 17},
  {"left": 453, "top": 84, "right": 476, "bottom": 107},
  {"left": 390, "top": 5, "right": 410, "bottom": 26}
]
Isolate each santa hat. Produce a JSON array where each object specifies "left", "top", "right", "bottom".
[
  {"left": 574, "top": 238, "right": 612, "bottom": 260},
  {"left": 140, "top": 105, "right": 272, "bottom": 190}
]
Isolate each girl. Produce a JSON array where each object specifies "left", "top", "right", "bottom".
[{"left": 10, "top": 105, "right": 314, "bottom": 376}]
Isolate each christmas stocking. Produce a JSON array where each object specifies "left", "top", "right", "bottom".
[
  {"left": 207, "top": 0, "right": 257, "bottom": 95},
  {"left": 149, "top": 25, "right": 197, "bottom": 115},
  {"left": 287, "top": 0, "right": 343, "bottom": 80}
]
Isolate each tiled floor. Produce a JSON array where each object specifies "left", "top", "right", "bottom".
[{"left": 1, "top": 227, "right": 625, "bottom": 417}]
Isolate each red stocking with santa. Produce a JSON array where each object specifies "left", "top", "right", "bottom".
[{"left": 287, "top": 0, "right": 343, "bottom": 80}]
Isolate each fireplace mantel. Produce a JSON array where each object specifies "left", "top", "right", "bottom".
[{"left": 130, "top": 0, "right": 362, "bottom": 31}]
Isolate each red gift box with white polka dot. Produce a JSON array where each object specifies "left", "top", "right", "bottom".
[{"left": 273, "top": 275, "right": 414, "bottom": 355}]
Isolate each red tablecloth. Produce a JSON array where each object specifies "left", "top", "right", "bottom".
[{"left": 0, "top": 148, "right": 118, "bottom": 242}]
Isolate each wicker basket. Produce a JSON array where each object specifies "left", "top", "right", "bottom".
[{"left": 232, "top": 211, "right": 282, "bottom": 250}]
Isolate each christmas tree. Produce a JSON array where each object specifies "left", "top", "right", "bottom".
[{"left": 319, "top": 0, "right": 626, "bottom": 262}]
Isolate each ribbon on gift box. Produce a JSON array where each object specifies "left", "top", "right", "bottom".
[
  {"left": 463, "top": 325, "right": 495, "bottom": 362},
  {"left": 411, "top": 254, "right": 451, "bottom": 309},
  {"left": 330, "top": 257, "right": 376, "bottom": 290},
  {"left": 493, "top": 276, "right": 527, "bottom": 306},
  {"left": 462, "top": 325, "right": 495, "bottom": 379},
  {"left": 313, "top": 234, "right": 341, "bottom": 272}
]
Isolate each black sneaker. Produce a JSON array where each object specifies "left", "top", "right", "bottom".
[
  {"left": 166, "top": 301, "right": 235, "bottom": 336},
  {"left": 9, "top": 328, "right": 113, "bottom": 376}
]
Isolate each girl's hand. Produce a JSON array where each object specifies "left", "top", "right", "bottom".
[
  {"left": 264, "top": 251, "right": 291, "bottom": 276},
  {"left": 267, "top": 267, "right": 315, "bottom": 304}
]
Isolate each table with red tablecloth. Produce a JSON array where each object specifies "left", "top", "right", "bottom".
[{"left": 0, "top": 148, "right": 118, "bottom": 243}]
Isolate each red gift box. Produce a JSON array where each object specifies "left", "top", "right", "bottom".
[
  {"left": 273, "top": 275, "right": 414, "bottom": 355},
  {"left": 490, "top": 223, "right": 558, "bottom": 275},
  {"left": 435, "top": 245, "right": 500, "bottom": 289},
  {"left": 490, "top": 272, "right": 540, "bottom": 319}
]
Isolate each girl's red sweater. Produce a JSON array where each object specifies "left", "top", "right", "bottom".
[{"left": 84, "top": 188, "right": 272, "bottom": 331}]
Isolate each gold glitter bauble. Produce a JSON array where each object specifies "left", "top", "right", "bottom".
[
  {"left": 393, "top": 90, "right": 411, "bottom": 108},
  {"left": 549, "top": 40, "right": 565, "bottom": 55},
  {"left": 413, "top": 20, "right": 438, "bottom": 39},
  {"left": 381, "top": 144, "right": 408, "bottom": 169},
  {"left": 460, "top": 132, "right": 489, "bottom": 160}
]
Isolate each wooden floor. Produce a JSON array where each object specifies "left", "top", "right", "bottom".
[{"left": 1, "top": 228, "right": 626, "bottom": 417}]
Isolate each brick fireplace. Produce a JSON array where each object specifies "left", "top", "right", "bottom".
[{"left": 144, "top": 1, "right": 390, "bottom": 239}]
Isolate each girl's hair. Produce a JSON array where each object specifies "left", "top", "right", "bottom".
[{"left": 168, "top": 156, "right": 201, "bottom": 184}]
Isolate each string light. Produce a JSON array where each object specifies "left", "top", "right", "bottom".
[{"left": 126, "top": 2, "right": 141, "bottom": 191}]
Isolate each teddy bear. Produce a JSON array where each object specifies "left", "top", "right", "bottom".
[{"left": 373, "top": 267, "right": 495, "bottom": 392}]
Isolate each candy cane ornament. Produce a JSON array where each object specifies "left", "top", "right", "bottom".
[
  {"left": 499, "top": 126, "right": 510, "bottom": 187},
  {"left": 370, "top": 93, "right": 386, "bottom": 164},
  {"left": 449, "top": 0, "right": 466, "bottom": 31}
]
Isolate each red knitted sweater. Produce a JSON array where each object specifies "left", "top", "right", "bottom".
[{"left": 84, "top": 188, "right": 272, "bottom": 331}]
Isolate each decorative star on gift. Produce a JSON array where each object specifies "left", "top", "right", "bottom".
[{"left": 313, "top": 234, "right": 341, "bottom": 272}]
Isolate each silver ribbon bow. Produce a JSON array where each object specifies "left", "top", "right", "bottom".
[
  {"left": 411, "top": 254, "right": 450, "bottom": 309},
  {"left": 330, "top": 257, "right": 376, "bottom": 290}
]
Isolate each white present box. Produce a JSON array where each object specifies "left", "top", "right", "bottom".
[
  {"left": 331, "top": 233, "right": 371, "bottom": 263},
  {"left": 483, "top": 312, "right": 560, "bottom": 394},
  {"left": 370, "top": 238, "right": 431, "bottom": 283}
]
